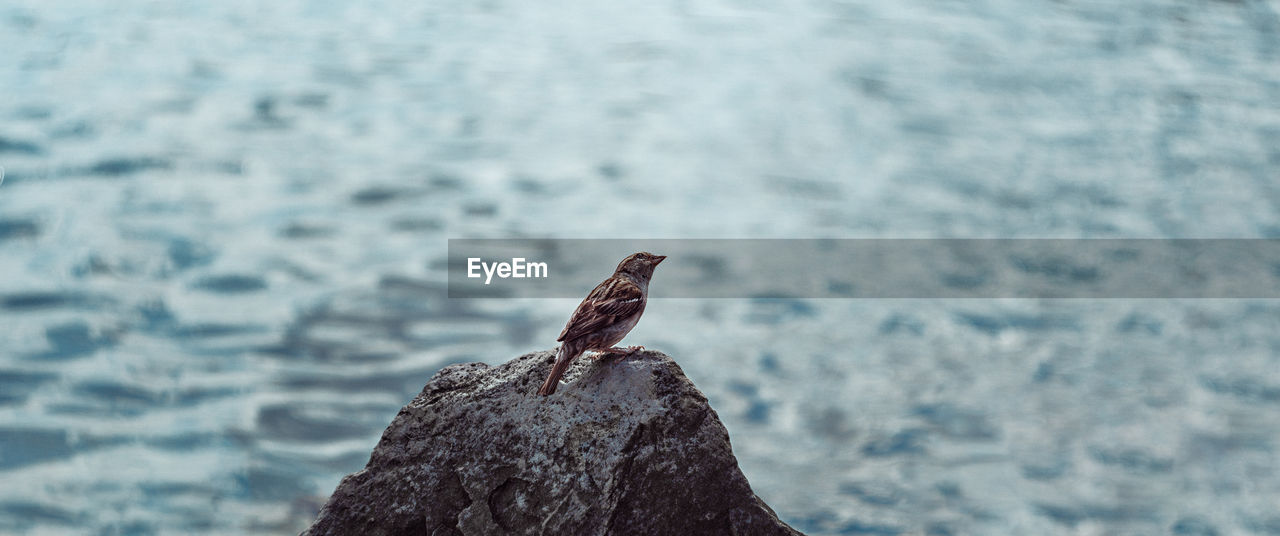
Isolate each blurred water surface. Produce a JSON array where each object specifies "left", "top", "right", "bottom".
[{"left": 2, "top": 0, "right": 1280, "bottom": 534}]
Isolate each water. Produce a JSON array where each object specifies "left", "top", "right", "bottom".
[{"left": 2, "top": 1, "right": 1279, "bottom": 534}]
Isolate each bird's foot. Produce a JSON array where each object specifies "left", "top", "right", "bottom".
[{"left": 596, "top": 345, "right": 645, "bottom": 358}]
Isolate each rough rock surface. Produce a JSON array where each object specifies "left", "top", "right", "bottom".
[{"left": 302, "top": 349, "right": 802, "bottom": 536}]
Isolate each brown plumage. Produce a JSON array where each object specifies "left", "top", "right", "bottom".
[{"left": 537, "top": 252, "right": 666, "bottom": 396}]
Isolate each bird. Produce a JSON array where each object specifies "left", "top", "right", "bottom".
[{"left": 537, "top": 252, "right": 666, "bottom": 396}]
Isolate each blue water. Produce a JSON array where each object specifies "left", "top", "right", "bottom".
[{"left": 3, "top": 1, "right": 1279, "bottom": 534}]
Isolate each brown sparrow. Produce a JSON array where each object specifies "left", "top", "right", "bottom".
[{"left": 537, "top": 252, "right": 666, "bottom": 396}]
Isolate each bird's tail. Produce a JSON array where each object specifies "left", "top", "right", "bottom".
[{"left": 537, "top": 344, "right": 578, "bottom": 396}]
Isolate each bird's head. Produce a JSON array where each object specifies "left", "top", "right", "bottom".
[{"left": 615, "top": 251, "right": 666, "bottom": 281}]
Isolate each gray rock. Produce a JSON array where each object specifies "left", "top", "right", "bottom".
[{"left": 302, "top": 349, "right": 802, "bottom": 536}]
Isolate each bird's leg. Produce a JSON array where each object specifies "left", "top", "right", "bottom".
[{"left": 598, "top": 345, "right": 645, "bottom": 357}]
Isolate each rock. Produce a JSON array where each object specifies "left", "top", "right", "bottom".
[{"left": 302, "top": 350, "right": 802, "bottom": 536}]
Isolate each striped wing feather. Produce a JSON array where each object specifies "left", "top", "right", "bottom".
[{"left": 556, "top": 278, "right": 644, "bottom": 342}]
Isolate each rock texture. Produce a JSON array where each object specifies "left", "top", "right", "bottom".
[{"left": 302, "top": 349, "right": 802, "bottom": 536}]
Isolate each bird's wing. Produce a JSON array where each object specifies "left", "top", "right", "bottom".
[{"left": 557, "top": 278, "right": 644, "bottom": 342}]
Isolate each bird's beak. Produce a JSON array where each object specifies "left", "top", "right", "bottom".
[{"left": 652, "top": 255, "right": 667, "bottom": 265}]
